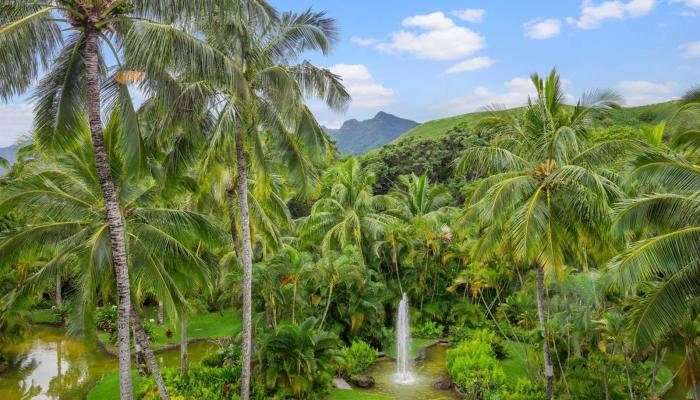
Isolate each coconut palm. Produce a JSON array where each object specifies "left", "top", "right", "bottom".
[
  {"left": 385, "top": 173, "right": 453, "bottom": 221},
  {"left": 301, "top": 158, "right": 393, "bottom": 263},
  {"left": 458, "top": 69, "right": 625, "bottom": 398},
  {"left": 0, "top": 128, "right": 223, "bottom": 399},
  {"left": 0, "top": 2, "right": 269, "bottom": 397},
  {"left": 609, "top": 91, "right": 700, "bottom": 350}
]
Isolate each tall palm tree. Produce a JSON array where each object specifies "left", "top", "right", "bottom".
[
  {"left": 142, "top": 9, "right": 350, "bottom": 398},
  {"left": 458, "top": 69, "right": 625, "bottom": 398},
  {"left": 301, "top": 158, "right": 393, "bottom": 263},
  {"left": 0, "top": 2, "right": 264, "bottom": 397},
  {"left": 609, "top": 91, "right": 700, "bottom": 350},
  {"left": 0, "top": 129, "right": 223, "bottom": 399}
]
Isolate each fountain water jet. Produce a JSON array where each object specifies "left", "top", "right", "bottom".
[{"left": 394, "top": 292, "right": 415, "bottom": 384}]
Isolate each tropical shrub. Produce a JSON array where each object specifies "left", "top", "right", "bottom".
[
  {"left": 447, "top": 337, "right": 505, "bottom": 399},
  {"left": 411, "top": 320, "right": 444, "bottom": 338},
  {"left": 96, "top": 305, "right": 118, "bottom": 333},
  {"left": 202, "top": 345, "right": 242, "bottom": 369},
  {"left": 337, "top": 340, "right": 377, "bottom": 376},
  {"left": 137, "top": 364, "right": 241, "bottom": 400},
  {"left": 256, "top": 318, "right": 342, "bottom": 399},
  {"left": 486, "top": 379, "right": 546, "bottom": 400}
]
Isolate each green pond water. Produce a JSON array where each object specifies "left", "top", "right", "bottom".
[
  {"left": 353, "top": 344, "right": 460, "bottom": 400},
  {"left": 0, "top": 326, "right": 217, "bottom": 400}
]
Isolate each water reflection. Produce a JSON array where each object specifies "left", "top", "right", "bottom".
[
  {"left": 0, "top": 327, "right": 216, "bottom": 399},
  {"left": 353, "top": 344, "right": 460, "bottom": 400}
]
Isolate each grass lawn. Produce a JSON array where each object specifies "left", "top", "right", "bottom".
[
  {"left": 328, "top": 389, "right": 394, "bottom": 400},
  {"left": 87, "top": 371, "right": 143, "bottom": 400},
  {"left": 98, "top": 309, "right": 241, "bottom": 350},
  {"left": 383, "top": 337, "right": 436, "bottom": 359},
  {"left": 28, "top": 309, "right": 58, "bottom": 324}
]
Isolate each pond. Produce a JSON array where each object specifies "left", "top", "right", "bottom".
[
  {"left": 352, "top": 344, "right": 460, "bottom": 400},
  {"left": 0, "top": 326, "right": 217, "bottom": 399}
]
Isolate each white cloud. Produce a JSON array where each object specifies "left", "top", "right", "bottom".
[
  {"left": 680, "top": 41, "right": 700, "bottom": 58},
  {"left": 567, "top": 0, "right": 656, "bottom": 29},
  {"left": 523, "top": 18, "right": 562, "bottom": 39},
  {"left": 402, "top": 11, "right": 456, "bottom": 30},
  {"left": 451, "top": 9, "right": 486, "bottom": 23},
  {"left": 330, "top": 64, "right": 395, "bottom": 109},
  {"left": 0, "top": 103, "right": 33, "bottom": 147},
  {"left": 672, "top": 0, "right": 700, "bottom": 10},
  {"left": 376, "top": 11, "right": 486, "bottom": 60},
  {"left": 435, "top": 77, "right": 537, "bottom": 116},
  {"left": 351, "top": 37, "right": 378, "bottom": 47},
  {"left": 616, "top": 80, "right": 677, "bottom": 105},
  {"left": 446, "top": 57, "right": 495, "bottom": 73}
]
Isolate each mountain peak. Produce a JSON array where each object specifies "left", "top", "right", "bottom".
[{"left": 325, "top": 112, "right": 419, "bottom": 155}]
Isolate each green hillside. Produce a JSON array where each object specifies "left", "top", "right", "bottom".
[{"left": 398, "top": 100, "right": 682, "bottom": 142}]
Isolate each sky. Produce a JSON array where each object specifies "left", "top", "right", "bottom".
[{"left": 1, "top": 0, "right": 699, "bottom": 145}]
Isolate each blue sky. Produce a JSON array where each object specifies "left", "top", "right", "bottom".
[{"left": 1, "top": 0, "right": 699, "bottom": 145}]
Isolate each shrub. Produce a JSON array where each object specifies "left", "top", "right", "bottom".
[
  {"left": 338, "top": 340, "right": 377, "bottom": 376},
  {"left": 449, "top": 327, "right": 506, "bottom": 360},
  {"left": 411, "top": 321, "right": 444, "bottom": 338},
  {"left": 96, "top": 305, "right": 118, "bottom": 333},
  {"left": 202, "top": 345, "right": 242, "bottom": 369},
  {"left": 486, "top": 379, "right": 546, "bottom": 400},
  {"left": 137, "top": 364, "right": 241, "bottom": 400},
  {"left": 257, "top": 318, "right": 342, "bottom": 399},
  {"left": 447, "top": 337, "right": 505, "bottom": 400}
]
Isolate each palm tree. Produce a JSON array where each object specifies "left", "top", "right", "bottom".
[
  {"left": 608, "top": 91, "right": 700, "bottom": 350},
  {"left": 0, "top": 130, "right": 223, "bottom": 399},
  {"left": 458, "top": 69, "right": 625, "bottom": 398},
  {"left": 0, "top": 2, "right": 263, "bottom": 397},
  {"left": 301, "top": 158, "right": 393, "bottom": 263},
  {"left": 386, "top": 173, "right": 452, "bottom": 221}
]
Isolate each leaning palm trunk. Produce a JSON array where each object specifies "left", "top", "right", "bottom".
[
  {"left": 55, "top": 275, "right": 62, "bottom": 308},
  {"left": 84, "top": 28, "right": 133, "bottom": 400},
  {"left": 131, "top": 306, "right": 169, "bottom": 400},
  {"left": 235, "top": 128, "right": 254, "bottom": 400},
  {"left": 181, "top": 313, "right": 189, "bottom": 376},
  {"left": 226, "top": 188, "right": 242, "bottom": 258},
  {"left": 319, "top": 280, "right": 335, "bottom": 330},
  {"left": 535, "top": 262, "right": 554, "bottom": 399}
]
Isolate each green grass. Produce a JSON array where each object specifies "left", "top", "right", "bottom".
[
  {"left": 394, "top": 100, "right": 683, "bottom": 143},
  {"left": 328, "top": 389, "right": 394, "bottom": 400},
  {"left": 89, "top": 379, "right": 394, "bottom": 400},
  {"left": 500, "top": 340, "right": 532, "bottom": 379},
  {"left": 99, "top": 309, "right": 241, "bottom": 350},
  {"left": 87, "top": 371, "right": 143, "bottom": 400},
  {"left": 383, "top": 338, "right": 436, "bottom": 359},
  {"left": 28, "top": 309, "right": 58, "bottom": 324}
]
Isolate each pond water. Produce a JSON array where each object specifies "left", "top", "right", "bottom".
[
  {"left": 353, "top": 344, "right": 460, "bottom": 400},
  {"left": 0, "top": 326, "right": 217, "bottom": 399}
]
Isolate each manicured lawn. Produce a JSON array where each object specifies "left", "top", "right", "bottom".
[
  {"left": 383, "top": 337, "right": 436, "bottom": 359},
  {"left": 28, "top": 309, "right": 58, "bottom": 324},
  {"left": 328, "top": 389, "right": 394, "bottom": 400},
  {"left": 98, "top": 309, "right": 241, "bottom": 350},
  {"left": 87, "top": 371, "right": 143, "bottom": 400}
]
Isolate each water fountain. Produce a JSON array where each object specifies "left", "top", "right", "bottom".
[{"left": 394, "top": 292, "right": 415, "bottom": 384}]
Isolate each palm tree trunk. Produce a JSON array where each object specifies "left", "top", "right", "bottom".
[
  {"left": 55, "top": 275, "right": 62, "bottom": 308},
  {"left": 624, "top": 360, "right": 635, "bottom": 400},
  {"left": 157, "top": 301, "right": 164, "bottom": 326},
  {"left": 226, "top": 187, "right": 242, "bottom": 258},
  {"left": 650, "top": 345, "right": 665, "bottom": 399},
  {"left": 535, "top": 262, "right": 554, "bottom": 400},
  {"left": 292, "top": 281, "right": 297, "bottom": 324},
  {"left": 687, "top": 344, "right": 699, "bottom": 400},
  {"left": 180, "top": 313, "right": 188, "bottom": 376},
  {"left": 84, "top": 27, "right": 133, "bottom": 400},
  {"left": 130, "top": 305, "right": 169, "bottom": 400},
  {"left": 235, "top": 127, "right": 254, "bottom": 400},
  {"left": 319, "top": 280, "right": 335, "bottom": 330}
]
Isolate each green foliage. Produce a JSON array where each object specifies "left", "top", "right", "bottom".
[
  {"left": 96, "top": 305, "right": 118, "bottom": 334},
  {"left": 447, "top": 336, "right": 506, "bottom": 399},
  {"left": 202, "top": 345, "right": 242, "bottom": 369},
  {"left": 137, "top": 364, "right": 241, "bottom": 400},
  {"left": 411, "top": 321, "right": 444, "bottom": 338},
  {"left": 256, "top": 318, "right": 342, "bottom": 399},
  {"left": 337, "top": 340, "right": 377, "bottom": 376}
]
